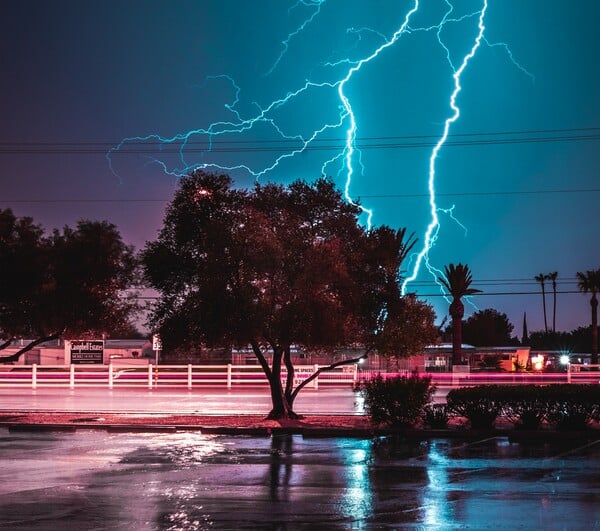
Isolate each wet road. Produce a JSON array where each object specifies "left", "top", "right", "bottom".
[
  {"left": 0, "top": 386, "right": 364, "bottom": 415},
  {"left": 0, "top": 429, "right": 598, "bottom": 529},
  {"left": 0, "top": 386, "right": 448, "bottom": 416}
]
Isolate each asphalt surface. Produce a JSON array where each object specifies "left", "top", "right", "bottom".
[
  {"left": 0, "top": 385, "right": 365, "bottom": 415},
  {"left": 1, "top": 430, "right": 599, "bottom": 529}
]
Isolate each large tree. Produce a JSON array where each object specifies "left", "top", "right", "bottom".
[
  {"left": 438, "top": 263, "right": 481, "bottom": 366},
  {"left": 143, "top": 171, "right": 436, "bottom": 419},
  {"left": 577, "top": 269, "right": 600, "bottom": 364},
  {"left": 0, "top": 209, "right": 139, "bottom": 361},
  {"left": 461, "top": 308, "right": 517, "bottom": 347}
]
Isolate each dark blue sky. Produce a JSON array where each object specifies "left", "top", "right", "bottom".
[{"left": 1, "top": 0, "right": 599, "bottom": 337}]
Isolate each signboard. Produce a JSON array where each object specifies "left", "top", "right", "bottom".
[
  {"left": 152, "top": 334, "right": 162, "bottom": 351},
  {"left": 70, "top": 340, "right": 104, "bottom": 364}
]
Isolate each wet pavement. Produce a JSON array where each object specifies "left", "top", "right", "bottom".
[
  {"left": 0, "top": 386, "right": 364, "bottom": 415},
  {"left": 0, "top": 429, "right": 598, "bottom": 529}
]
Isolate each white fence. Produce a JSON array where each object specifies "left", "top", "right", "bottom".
[
  {"left": 0, "top": 363, "right": 359, "bottom": 389},
  {"left": 0, "top": 363, "right": 597, "bottom": 390}
]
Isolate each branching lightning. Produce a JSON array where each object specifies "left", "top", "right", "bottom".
[
  {"left": 401, "top": 1, "right": 489, "bottom": 296},
  {"left": 108, "top": 0, "right": 532, "bottom": 302}
]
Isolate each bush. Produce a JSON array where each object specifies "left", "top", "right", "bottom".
[
  {"left": 545, "top": 384, "right": 600, "bottom": 431},
  {"left": 423, "top": 404, "right": 449, "bottom": 429},
  {"left": 501, "top": 385, "right": 548, "bottom": 430},
  {"left": 446, "top": 386, "right": 504, "bottom": 429},
  {"left": 358, "top": 374, "right": 435, "bottom": 428}
]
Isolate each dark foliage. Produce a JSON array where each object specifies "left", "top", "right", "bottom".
[
  {"left": 423, "top": 403, "right": 449, "bottom": 429},
  {"left": 358, "top": 374, "right": 435, "bottom": 428},
  {"left": 544, "top": 384, "right": 599, "bottom": 431},
  {"left": 143, "top": 171, "right": 436, "bottom": 418},
  {"left": 0, "top": 209, "right": 139, "bottom": 360},
  {"left": 446, "top": 385, "right": 504, "bottom": 429},
  {"left": 500, "top": 385, "right": 549, "bottom": 430},
  {"left": 461, "top": 308, "right": 518, "bottom": 347}
]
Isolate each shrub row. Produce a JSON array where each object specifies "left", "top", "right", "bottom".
[
  {"left": 357, "top": 377, "right": 600, "bottom": 431},
  {"left": 446, "top": 384, "right": 600, "bottom": 430}
]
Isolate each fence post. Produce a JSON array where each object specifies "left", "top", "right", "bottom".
[
  {"left": 567, "top": 363, "right": 571, "bottom": 384},
  {"left": 313, "top": 364, "right": 319, "bottom": 389},
  {"left": 70, "top": 364, "right": 75, "bottom": 389},
  {"left": 353, "top": 363, "right": 358, "bottom": 385},
  {"left": 32, "top": 364, "right": 37, "bottom": 389},
  {"left": 108, "top": 363, "right": 113, "bottom": 389},
  {"left": 148, "top": 364, "right": 153, "bottom": 389},
  {"left": 188, "top": 364, "right": 193, "bottom": 390},
  {"left": 227, "top": 364, "right": 232, "bottom": 389}
]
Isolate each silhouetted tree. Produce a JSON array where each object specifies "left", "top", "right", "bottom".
[
  {"left": 577, "top": 269, "right": 600, "bottom": 364},
  {"left": 547, "top": 271, "right": 558, "bottom": 332},
  {"left": 535, "top": 273, "right": 548, "bottom": 333},
  {"left": 0, "top": 209, "right": 139, "bottom": 361},
  {"left": 522, "top": 312, "right": 529, "bottom": 345},
  {"left": 438, "top": 263, "right": 481, "bottom": 366},
  {"left": 143, "top": 171, "right": 437, "bottom": 419},
  {"left": 462, "top": 308, "right": 517, "bottom": 347},
  {"left": 528, "top": 330, "right": 573, "bottom": 351}
]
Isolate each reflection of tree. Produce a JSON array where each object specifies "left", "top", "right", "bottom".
[{"left": 269, "top": 435, "right": 294, "bottom": 501}]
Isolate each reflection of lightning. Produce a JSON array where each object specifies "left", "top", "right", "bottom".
[{"left": 401, "top": 0, "right": 489, "bottom": 296}]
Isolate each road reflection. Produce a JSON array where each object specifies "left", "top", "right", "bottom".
[{"left": 0, "top": 429, "right": 598, "bottom": 529}]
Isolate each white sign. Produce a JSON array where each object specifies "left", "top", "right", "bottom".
[{"left": 152, "top": 334, "right": 162, "bottom": 351}]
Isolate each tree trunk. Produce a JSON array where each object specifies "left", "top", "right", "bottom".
[
  {"left": 552, "top": 281, "right": 557, "bottom": 333},
  {"left": 591, "top": 294, "right": 598, "bottom": 365},
  {"left": 541, "top": 283, "right": 548, "bottom": 333},
  {"left": 450, "top": 298, "right": 464, "bottom": 367},
  {"left": 250, "top": 341, "right": 299, "bottom": 420}
]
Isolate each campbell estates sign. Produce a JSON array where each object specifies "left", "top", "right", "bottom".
[{"left": 69, "top": 340, "right": 104, "bottom": 364}]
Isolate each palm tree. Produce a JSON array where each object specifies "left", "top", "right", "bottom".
[
  {"left": 438, "top": 263, "right": 481, "bottom": 367},
  {"left": 535, "top": 273, "right": 548, "bottom": 333},
  {"left": 577, "top": 269, "right": 600, "bottom": 365},
  {"left": 547, "top": 271, "right": 558, "bottom": 332}
]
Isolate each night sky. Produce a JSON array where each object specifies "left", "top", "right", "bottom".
[{"left": 1, "top": 0, "right": 599, "bottom": 337}]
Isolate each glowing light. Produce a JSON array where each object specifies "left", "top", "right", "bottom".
[
  {"left": 532, "top": 354, "right": 545, "bottom": 371},
  {"left": 560, "top": 354, "right": 570, "bottom": 366}
]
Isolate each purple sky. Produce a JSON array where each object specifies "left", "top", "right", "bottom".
[{"left": 1, "top": 0, "right": 599, "bottom": 337}]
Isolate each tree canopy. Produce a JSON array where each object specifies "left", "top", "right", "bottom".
[
  {"left": 143, "top": 171, "right": 437, "bottom": 418},
  {"left": 461, "top": 308, "right": 517, "bottom": 347},
  {"left": 0, "top": 209, "right": 139, "bottom": 361}
]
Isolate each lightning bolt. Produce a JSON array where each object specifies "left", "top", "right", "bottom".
[
  {"left": 108, "top": 0, "right": 531, "bottom": 301},
  {"left": 264, "top": 0, "right": 325, "bottom": 77},
  {"left": 401, "top": 0, "right": 489, "bottom": 296}
]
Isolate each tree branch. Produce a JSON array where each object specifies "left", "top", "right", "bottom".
[
  {"left": 250, "top": 340, "right": 272, "bottom": 379},
  {"left": 0, "top": 338, "right": 14, "bottom": 351},
  {"left": 291, "top": 353, "right": 368, "bottom": 402},
  {"left": 0, "top": 331, "right": 64, "bottom": 363}
]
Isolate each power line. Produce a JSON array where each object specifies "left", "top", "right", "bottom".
[
  {"left": 2, "top": 188, "right": 599, "bottom": 204},
  {"left": 1, "top": 127, "right": 599, "bottom": 155},
  {"left": 360, "top": 188, "right": 600, "bottom": 199}
]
